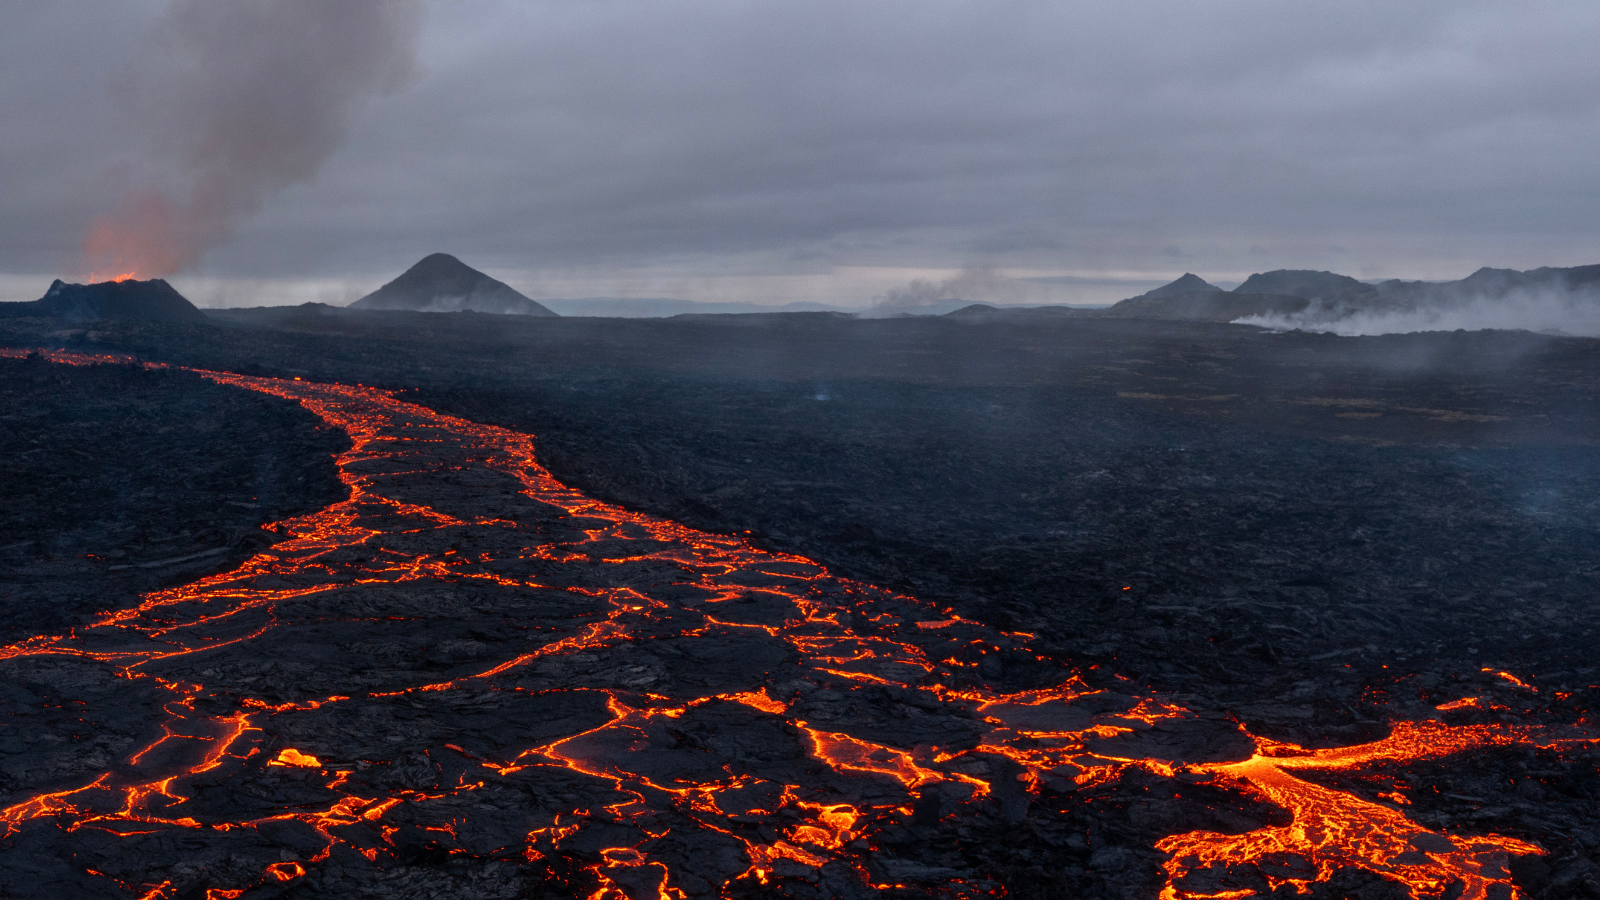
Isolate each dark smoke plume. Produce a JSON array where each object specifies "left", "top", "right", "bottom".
[{"left": 81, "top": 0, "right": 424, "bottom": 280}]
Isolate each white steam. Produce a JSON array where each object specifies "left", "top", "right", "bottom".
[{"left": 1237, "top": 290, "right": 1600, "bottom": 337}]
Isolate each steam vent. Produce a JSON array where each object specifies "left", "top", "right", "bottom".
[{"left": 0, "top": 345, "right": 1594, "bottom": 900}]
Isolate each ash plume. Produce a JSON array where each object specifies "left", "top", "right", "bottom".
[{"left": 81, "top": 0, "right": 424, "bottom": 280}]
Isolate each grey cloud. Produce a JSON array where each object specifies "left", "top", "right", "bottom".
[{"left": 3, "top": 1, "right": 1599, "bottom": 284}]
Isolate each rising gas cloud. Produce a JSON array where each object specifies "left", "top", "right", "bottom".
[
  {"left": 81, "top": 0, "right": 424, "bottom": 281},
  {"left": 1238, "top": 288, "right": 1600, "bottom": 337},
  {"left": 870, "top": 266, "right": 1037, "bottom": 316}
]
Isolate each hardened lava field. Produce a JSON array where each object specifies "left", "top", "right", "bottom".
[{"left": 0, "top": 349, "right": 1595, "bottom": 900}]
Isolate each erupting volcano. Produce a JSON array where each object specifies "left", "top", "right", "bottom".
[
  {"left": 0, "top": 349, "right": 1592, "bottom": 900},
  {"left": 0, "top": 279, "right": 206, "bottom": 324}
]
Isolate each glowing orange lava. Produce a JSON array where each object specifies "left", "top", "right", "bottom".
[
  {"left": 0, "top": 348, "right": 1590, "bottom": 900},
  {"left": 75, "top": 270, "right": 141, "bottom": 284},
  {"left": 267, "top": 748, "right": 322, "bottom": 768},
  {"left": 1156, "top": 720, "right": 1595, "bottom": 899}
]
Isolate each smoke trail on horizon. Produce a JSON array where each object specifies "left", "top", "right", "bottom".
[
  {"left": 1237, "top": 289, "right": 1600, "bottom": 337},
  {"left": 870, "top": 266, "right": 1038, "bottom": 315}
]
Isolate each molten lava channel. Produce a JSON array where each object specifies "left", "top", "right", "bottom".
[{"left": 0, "top": 349, "right": 1590, "bottom": 900}]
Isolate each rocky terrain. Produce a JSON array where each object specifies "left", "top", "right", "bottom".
[
  {"left": 0, "top": 353, "right": 348, "bottom": 640},
  {"left": 0, "top": 309, "right": 1597, "bottom": 898}
]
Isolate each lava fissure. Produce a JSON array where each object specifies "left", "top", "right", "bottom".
[{"left": 0, "top": 349, "right": 1590, "bottom": 900}]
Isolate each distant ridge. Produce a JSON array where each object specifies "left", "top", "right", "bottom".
[
  {"left": 351, "top": 254, "right": 556, "bottom": 316},
  {"left": 944, "top": 303, "right": 1095, "bottom": 320},
  {"left": 1232, "top": 270, "right": 1374, "bottom": 303},
  {"left": 1105, "top": 291, "right": 1308, "bottom": 322},
  {"left": 0, "top": 278, "right": 206, "bottom": 323},
  {"left": 1100, "top": 273, "right": 1303, "bottom": 321},
  {"left": 1091, "top": 262, "right": 1600, "bottom": 328},
  {"left": 1239, "top": 263, "right": 1600, "bottom": 322},
  {"left": 1135, "top": 273, "right": 1222, "bottom": 299},
  {"left": 1449, "top": 263, "right": 1600, "bottom": 297}
]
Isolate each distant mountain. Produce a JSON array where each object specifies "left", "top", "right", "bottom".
[
  {"left": 1098, "top": 272, "right": 1298, "bottom": 320},
  {"left": 1104, "top": 291, "right": 1308, "bottom": 322},
  {"left": 1227, "top": 263, "right": 1600, "bottom": 334},
  {"left": 1388, "top": 264, "right": 1600, "bottom": 302},
  {"left": 1135, "top": 273, "right": 1224, "bottom": 299},
  {"left": 1233, "top": 270, "right": 1375, "bottom": 303},
  {"left": 350, "top": 254, "right": 556, "bottom": 316},
  {"left": 1095, "top": 263, "right": 1600, "bottom": 330},
  {"left": 0, "top": 279, "right": 206, "bottom": 323},
  {"left": 1271, "top": 263, "right": 1600, "bottom": 319}
]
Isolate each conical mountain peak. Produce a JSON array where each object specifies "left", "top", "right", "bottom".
[
  {"left": 1133, "top": 273, "right": 1222, "bottom": 299},
  {"left": 351, "top": 254, "right": 557, "bottom": 316}
]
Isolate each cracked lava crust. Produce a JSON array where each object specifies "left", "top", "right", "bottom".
[{"left": 0, "top": 350, "right": 1593, "bottom": 900}]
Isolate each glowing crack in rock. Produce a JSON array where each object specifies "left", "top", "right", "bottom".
[
  {"left": 1156, "top": 721, "right": 1591, "bottom": 900},
  {"left": 0, "top": 349, "right": 1589, "bottom": 900}
]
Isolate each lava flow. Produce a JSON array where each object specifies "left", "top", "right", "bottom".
[
  {"left": 1156, "top": 721, "right": 1594, "bottom": 900},
  {"left": 0, "top": 349, "right": 1590, "bottom": 900}
]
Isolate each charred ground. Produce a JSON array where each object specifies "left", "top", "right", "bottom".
[
  {"left": 0, "top": 354, "right": 349, "bottom": 639},
  {"left": 1, "top": 308, "right": 1598, "bottom": 897}
]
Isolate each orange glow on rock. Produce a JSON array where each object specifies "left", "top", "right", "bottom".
[
  {"left": 263, "top": 861, "right": 305, "bottom": 882},
  {"left": 801, "top": 727, "right": 944, "bottom": 789},
  {"left": 1486, "top": 668, "right": 1536, "bottom": 691},
  {"left": 0, "top": 349, "right": 1591, "bottom": 900},
  {"left": 1157, "top": 721, "right": 1594, "bottom": 900},
  {"left": 721, "top": 688, "right": 787, "bottom": 715},
  {"left": 267, "top": 748, "right": 321, "bottom": 768}
]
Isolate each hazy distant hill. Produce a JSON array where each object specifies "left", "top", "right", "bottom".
[
  {"left": 944, "top": 303, "right": 1099, "bottom": 320},
  {"left": 1235, "top": 263, "right": 1600, "bottom": 335},
  {"left": 1365, "top": 264, "right": 1600, "bottom": 308},
  {"left": 0, "top": 279, "right": 206, "bottom": 324},
  {"left": 351, "top": 254, "right": 556, "bottom": 316},
  {"left": 1106, "top": 292, "right": 1308, "bottom": 322},
  {"left": 1094, "top": 264, "right": 1600, "bottom": 334},
  {"left": 1233, "top": 269, "right": 1375, "bottom": 303},
  {"left": 1138, "top": 272, "right": 1223, "bottom": 298},
  {"left": 1103, "top": 274, "right": 1307, "bottom": 322}
]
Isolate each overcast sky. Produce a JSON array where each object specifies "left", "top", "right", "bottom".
[{"left": 3, "top": 1, "right": 1599, "bottom": 307}]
